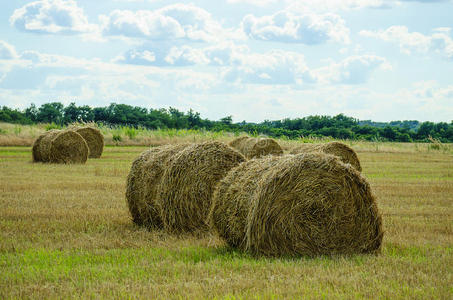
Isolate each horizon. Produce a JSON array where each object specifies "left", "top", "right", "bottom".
[{"left": 1, "top": 0, "right": 452, "bottom": 123}]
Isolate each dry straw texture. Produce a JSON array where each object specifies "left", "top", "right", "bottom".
[
  {"left": 74, "top": 127, "right": 104, "bottom": 158},
  {"left": 210, "top": 153, "right": 382, "bottom": 257},
  {"left": 290, "top": 142, "right": 362, "bottom": 171},
  {"left": 229, "top": 137, "right": 283, "bottom": 159},
  {"left": 158, "top": 142, "right": 245, "bottom": 233},
  {"left": 32, "top": 130, "right": 89, "bottom": 164},
  {"left": 209, "top": 157, "right": 282, "bottom": 249},
  {"left": 125, "top": 144, "right": 190, "bottom": 228}
]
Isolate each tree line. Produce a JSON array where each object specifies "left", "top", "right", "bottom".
[{"left": 1, "top": 102, "right": 452, "bottom": 142}]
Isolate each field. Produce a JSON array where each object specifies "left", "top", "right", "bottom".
[{"left": 1, "top": 135, "right": 452, "bottom": 298}]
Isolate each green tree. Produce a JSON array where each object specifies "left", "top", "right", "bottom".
[
  {"left": 220, "top": 116, "right": 233, "bottom": 125},
  {"left": 37, "top": 102, "right": 64, "bottom": 124},
  {"left": 25, "top": 104, "right": 38, "bottom": 122}
]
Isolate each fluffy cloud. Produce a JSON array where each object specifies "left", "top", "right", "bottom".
[
  {"left": 0, "top": 41, "right": 18, "bottom": 60},
  {"left": 100, "top": 4, "right": 224, "bottom": 42},
  {"left": 399, "top": 0, "right": 450, "bottom": 2},
  {"left": 229, "top": 0, "right": 392, "bottom": 10},
  {"left": 315, "top": 55, "right": 390, "bottom": 84},
  {"left": 223, "top": 50, "right": 316, "bottom": 85},
  {"left": 115, "top": 43, "right": 387, "bottom": 86},
  {"left": 115, "top": 42, "right": 247, "bottom": 67},
  {"left": 360, "top": 26, "right": 453, "bottom": 60},
  {"left": 10, "top": 0, "right": 96, "bottom": 34},
  {"left": 242, "top": 11, "right": 349, "bottom": 44},
  {"left": 410, "top": 80, "right": 453, "bottom": 99},
  {"left": 228, "top": 0, "right": 451, "bottom": 10}
]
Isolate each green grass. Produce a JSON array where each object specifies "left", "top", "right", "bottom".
[{"left": 0, "top": 144, "right": 452, "bottom": 299}]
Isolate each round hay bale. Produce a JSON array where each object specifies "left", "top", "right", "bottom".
[
  {"left": 126, "top": 148, "right": 161, "bottom": 226},
  {"left": 157, "top": 142, "right": 246, "bottom": 233},
  {"left": 210, "top": 153, "right": 383, "bottom": 257},
  {"left": 74, "top": 127, "right": 104, "bottom": 158},
  {"left": 32, "top": 133, "right": 46, "bottom": 162},
  {"left": 209, "top": 156, "right": 282, "bottom": 248},
  {"left": 229, "top": 136, "right": 250, "bottom": 148},
  {"left": 230, "top": 137, "right": 283, "bottom": 159},
  {"left": 125, "top": 144, "right": 190, "bottom": 228},
  {"left": 32, "top": 130, "right": 89, "bottom": 164},
  {"left": 290, "top": 142, "right": 362, "bottom": 171}
]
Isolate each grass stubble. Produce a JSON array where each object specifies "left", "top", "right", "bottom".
[{"left": 0, "top": 142, "right": 452, "bottom": 299}]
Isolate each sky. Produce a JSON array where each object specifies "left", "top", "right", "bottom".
[{"left": 0, "top": 0, "right": 452, "bottom": 123}]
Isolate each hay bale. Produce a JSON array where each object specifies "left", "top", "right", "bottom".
[
  {"left": 208, "top": 156, "right": 282, "bottom": 248},
  {"left": 210, "top": 153, "right": 383, "bottom": 257},
  {"left": 125, "top": 144, "right": 190, "bottom": 228},
  {"left": 229, "top": 137, "right": 283, "bottom": 159},
  {"left": 74, "top": 127, "right": 104, "bottom": 158},
  {"left": 32, "top": 130, "right": 89, "bottom": 164},
  {"left": 157, "top": 142, "right": 245, "bottom": 233},
  {"left": 290, "top": 142, "right": 362, "bottom": 171},
  {"left": 32, "top": 133, "right": 46, "bottom": 162},
  {"left": 229, "top": 136, "right": 250, "bottom": 149},
  {"left": 126, "top": 148, "right": 161, "bottom": 226}
]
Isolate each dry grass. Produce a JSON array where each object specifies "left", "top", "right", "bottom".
[
  {"left": 0, "top": 143, "right": 452, "bottom": 299},
  {"left": 2, "top": 122, "right": 453, "bottom": 155}
]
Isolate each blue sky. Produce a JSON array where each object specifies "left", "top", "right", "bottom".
[{"left": 0, "top": 0, "right": 452, "bottom": 122}]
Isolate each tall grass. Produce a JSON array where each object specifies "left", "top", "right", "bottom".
[{"left": 0, "top": 122, "right": 452, "bottom": 154}]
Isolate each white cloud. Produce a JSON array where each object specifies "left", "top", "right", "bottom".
[
  {"left": 114, "top": 49, "right": 157, "bottom": 66},
  {"left": 399, "top": 0, "right": 450, "bottom": 2},
  {"left": 165, "top": 46, "right": 209, "bottom": 66},
  {"left": 242, "top": 11, "right": 350, "bottom": 44},
  {"left": 115, "top": 42, "right": 247, "bottom": 67},
  {"left": 360, "top": 26, "right": 453, "bottom": 60},
  {"left": 100, "top": 10, "right": 185, "bottom": 40},
  {"left": 229, "top": 0, "right": 392, "bottom": 10},
  {"left": 228, "top": 0, "right": 452, "bottom": 11},
  {"left": 410, "top": 80, "right": 453, "bottom": 99},
  {"left": 315, "top": 55, "right": 390, "bottom": 84},
  {"left": 100, "top": 4, "right": 225, "bottom": 42},
  {"left": 227, "top": 0, "right": 278, "bottom": 6},
  {"left": 0, "top": 41, "right": 18, "bottom": 60},
  {"left": 223, "top": 50, "right": 316, "bottom": 85},
  {"left": 114, "top": 43, "right": 387, "bottom": 86},
  {"left": 10, "top": 0, "right": 96, "bottom": 34}
]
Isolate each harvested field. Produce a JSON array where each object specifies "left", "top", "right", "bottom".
[{"left": 0, "top": 144, "right": 452, "bottom": 299}]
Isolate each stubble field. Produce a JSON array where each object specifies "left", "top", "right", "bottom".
[{"left": 0, "top": 144, "right": 452, "bottom": 299}]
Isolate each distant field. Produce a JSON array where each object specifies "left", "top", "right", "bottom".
[
  {"left": 0, "top": 143, "right": 452, "bottom": 299},
  {"left": 2, "top": 122, "right": 453, "bottom": 155}
]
